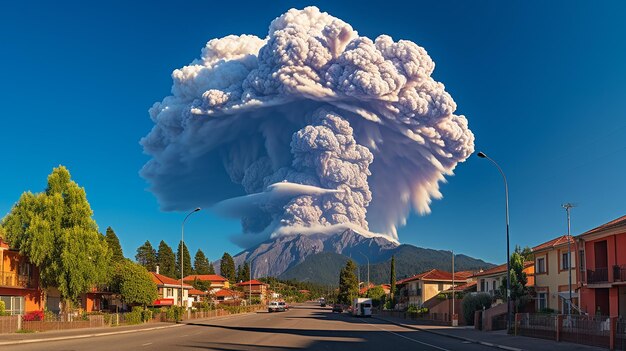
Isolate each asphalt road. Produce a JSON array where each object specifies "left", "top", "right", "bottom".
[{"left": 6, "top": 303, "right": 495, "bottom": 351}]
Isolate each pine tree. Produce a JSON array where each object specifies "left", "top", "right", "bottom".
[
  {"left": 1, "top": 166, "right": 111, "bottom": 310},
  {"left": 136, "top": 240, "right": 157, "bottom": 272},
  {"left": 338, "top": 260, "right": 359, "bottom": 305},
  {"left": 176, "top": 240, "right": 192, "bottom": 279},
  {"left": 193, "top": 249, "right": 211, "bottom": 275},
  {"left": 105, "top": 227, "right": 124, "bottom": 263},
  {"left": 239, "top": 261, "right": 250, "bottom": 282},
  {"left": 157, "top": 240, "right": 176, "bottom": 278},
  {"left": 220, "top": 252, "right": 236, "bottom": 282},
  {"left": 390, "top": 255, "right": 396, "bottom": 304}
]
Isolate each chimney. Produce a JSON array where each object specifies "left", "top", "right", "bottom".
[{"left": 156, "top": 265, "right": 160, "bottom": 275}]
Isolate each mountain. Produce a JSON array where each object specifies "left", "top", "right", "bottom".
[
  {"left": 279, "top": 252, "right": 349, "bottom": 284},
  {"left": 231, "top": 230, "right": 494, "bottom": 284},
  {"left": 278, "top": 245, "right": 494, "bottom": 285},
  {"left": 231, "top": 230, "right": 397, "bottom": 278}
]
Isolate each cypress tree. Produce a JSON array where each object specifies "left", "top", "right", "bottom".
[
  {"left": 136, "top": 240, "right": 157, "bottom": 272},
  {"left": 105, "top": 226, "right": 124, "bottom": 263},
  {"left": 176, "top": 240, "right": 192, "bottom": 279},
  {"left": 193, "top": 249, "right": 211, "bottom": 275},
  {"left": 338, "top": 260, "right": 359, "bottom": 305},
  {"left": 157, "top": 240, "right": 176, "bottom": 278},
  {"left": 390, "top": 255, "right": 396, "bottom": 305},
  {"left": 207, "top": 260, "right": 216, "bottom": 275},
  {"left": 220, "top": 252, "right": 236, "bottom": 282}
]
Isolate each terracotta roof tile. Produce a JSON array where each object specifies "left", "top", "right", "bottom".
[
  {"left": 578, "top": 215, "right": 626, "bottom": 237},
  {"left": 183, "top": 274, "right": 228, "bottom": 282},
  {"left": 396, "top": 269, "right": 470, "bottom": 284},
  {"left": 150, "top": 272, "right": 193, "bottom": 288},
  {"left": 532, "top": 235, "right": 574, "bottom": 252},
  {"left": 214, "top": 289, "right": 241, "bottom": 298},
  {"left": 236, "top": 279, "right": 266, "bottom": 286},
  {"left": 472, "top": 261, "right": 534, "bottom": 278}
]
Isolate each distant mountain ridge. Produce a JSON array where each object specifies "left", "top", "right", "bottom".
[{"left": 228, "top": 230, "right": 493, "bottom": 284}]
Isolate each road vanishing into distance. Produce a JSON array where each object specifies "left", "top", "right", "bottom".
[{"left": 7, "top": 303, "right": 494, "bottom": 351}]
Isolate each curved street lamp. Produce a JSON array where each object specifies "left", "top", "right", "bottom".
[
  {"left": 181, "top": 207, "right": 201, "bottom": 308},
  {"left": 477, "top": 151, "right": 511, "bottom": 331}
]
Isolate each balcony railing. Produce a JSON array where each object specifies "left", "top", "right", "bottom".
[
  {"left": 614, "top": 265, "right": 626, "bottom": 282},
  {"left": 0, "top": 271, "right": 32, "bottom": 288},
  {"left": 587, "top": 268, "right": 609, "bottom": 284}
]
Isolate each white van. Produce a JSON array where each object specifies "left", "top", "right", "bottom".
[{"left": 352, "top": 298, "right": 372, "bottom": 317}]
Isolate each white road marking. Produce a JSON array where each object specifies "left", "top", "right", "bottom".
[
  {"left": 142, "top": 342, "right": 153, "bottom": 346},
  {"left": 360, "top": 319, "right": 452, "bottom": 351}
]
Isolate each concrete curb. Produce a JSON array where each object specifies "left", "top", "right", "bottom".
[
  {"left": 0, "top": 310, "right": 261, "bottom": 347},
  {"left": 0, "top": 324, "right": 183, "bottom": 347},
  {"left": 373, "top": 316, "right": 523, "bottom": 351}
]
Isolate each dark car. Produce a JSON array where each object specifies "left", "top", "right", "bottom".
[{"left": 332, "top": 304, "right": 343, "bottom": 313}]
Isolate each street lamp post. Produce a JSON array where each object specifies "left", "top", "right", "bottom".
[
  {"left": 181, "top": 207, "right": 201, "bottom": 308},
  {"left": 249, "top": 259, "right": 252, "bottom": 306},
  {"left": 477, "top": 151, "right": 511, "bottom": 331},
  {"left": 562, "top": 203, "right": 575, "bottom": 315},
  {"left": 358, "top": 251, "right": 370, "bottom": 291}
]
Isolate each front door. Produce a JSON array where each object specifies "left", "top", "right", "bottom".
[{"left": 595, "top": 288, "right": 610, "bottom": 316}]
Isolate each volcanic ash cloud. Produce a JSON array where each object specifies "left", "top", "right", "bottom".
[{"left": 140, "top": 6, "right": 475, "bottom": 246}]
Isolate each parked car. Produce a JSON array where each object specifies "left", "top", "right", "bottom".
[
  {"left": 278, "top": 301, "right": 287, "bottom": 311},
  {"left": 319, "top": 297, "right": 326, "bottom": 307},
  {"left": 332, "top": 304, "right": 343, "bottom": 313},
  {"left": 268, "top": 301, "right": 286, "bottom": 312}
]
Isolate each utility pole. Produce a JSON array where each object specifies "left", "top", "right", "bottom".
[
  {"left": 249, "top": 259, "right": 252, "bottom": 306},
  {"left": 562, "top": 203, "right": 576, "bottom": 315},
  {"left": 452, "top": 250, "right": 457, "bottom": 326}
]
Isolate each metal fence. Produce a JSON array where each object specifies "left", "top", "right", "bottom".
[
  {"left": 517, "top": 313, "right": 611, "bottom": 349},
  {"left": 616, "top": 319, "right": 626, "bottom": 351}
]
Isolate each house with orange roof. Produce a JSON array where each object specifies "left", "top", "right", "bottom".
[
  {"left": 0, "top": 238, "right": 44, "bottom": 315},
  {"left": 236, "top": 279, "right": 268, "bottom": 302},
  {"left": 472, "top": 261, "right": 534, "bottom": 298},
  {"left": 396, "top": 269, "right": 473, "bottom": 307},
  {"left": 213, "top": 288, "right": 243, "bottom": 304},
  {"left": 576, "top": 214, "right": 626, "bottom": 317},
  {"left": 532, "top": 234, "right": 578, "bottom": 313},
  {"left": 183, "top": 274, "right": 230, "bottom": 292},
  {"left": 150, "top": 270, "right": 193, "bottom": 308}
]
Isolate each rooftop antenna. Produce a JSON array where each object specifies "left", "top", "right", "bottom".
[{"left": 561, "top": 202, "right": 577, "bottom": 315}]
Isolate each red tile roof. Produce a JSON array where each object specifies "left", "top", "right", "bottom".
[
  {"left": 532, "top": 235, "right": 574, "bottom": 252},
  {"left": 396, "top": 269, "right": 471, "bottom": 284},
  {"left": 578, "top": 215, "right": 626, "bottom": 237},
  {"left": 214, "top": 289, "right": 242, "bottom": 298},
  {"left": 183, "top": 274, "right": 228, "bottom": 282},
  {"left": 236, "top": 279, "right": 266, "bottom": 286},
  {"left": 472, "top": 261, "right": 534, "bottom": 278},
  {"left": 444, "top": 280, "right": 477, "bottom": 292},
  {"left": 188, "top": 289, "right": 208, "bottom": 295},
  {"left": 150, "top": 272, "right": 193, "bottom": 288}
]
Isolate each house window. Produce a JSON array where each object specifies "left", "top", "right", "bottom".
[
  {"left": 0, "top": 296, "right": 24, "bottom": 315},
  {"left": 166, "top": 288, "right": 173, "bottom": 297},
  {"left": 562, "top": 252, "right": 570, "bottom": 270},
  {"left": 537, "top": 257, "right": 546, "bottom": 273},
  {"left": 579, "top": 250, "right": 585, "bottom": 271},
  {"left": 492, "top": 281, "right": 496, "bottom": 292},
  {"left": 480, "top": 279, "right": 485, "bottom": 291},
  {"left": 537, "top": 292, "right": 547, "bottom": 311},
  {"left": 438, "top": 283, "right": 444, "bottom": 291}
]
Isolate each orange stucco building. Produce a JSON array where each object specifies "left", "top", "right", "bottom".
[
  {"left": 0, "top": 238, "right": 44, "bottom": 314},
  {"left": 577, "top": 215, "right": 626, "bottom": 317}
]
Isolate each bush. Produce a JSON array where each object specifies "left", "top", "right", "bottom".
[
  {"left": 126, "top": 307, "right": 143, "bottom": 325},
  {"left": 539, "top": 307, "right": 556, "bottom": 314},
  {"left": 0, "top": 301, "right": 6, "bottom": 316},
  {"left": 43, "top": 310, "right": 56, "bottom": 321},
  {"left": 462, "top": 293, "right": 492, "bottom": 325},
  {"left": 22, "top": 310, "right": 44, "bottom": 321},
  {"left": 164, "top": 306, "right": 184, "bottom": 322}
]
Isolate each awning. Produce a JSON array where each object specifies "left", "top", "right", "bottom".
[
  {"left": 558, "top": 291, "right": 579, "bottom": 299},
  {"left": 152, "top": 298, "right": 175, "bottom": 306}
]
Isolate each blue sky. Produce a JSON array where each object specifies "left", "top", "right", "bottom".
[{"left": 1, "top": 0, "right": 625, "bottom": 265}]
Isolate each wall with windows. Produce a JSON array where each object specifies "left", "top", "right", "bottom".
[{"left": 534, "top": 244, "right": 577, "bottom": 313}]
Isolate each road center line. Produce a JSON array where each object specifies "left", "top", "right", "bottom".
[
  {"left": 142, "top": 342, "right": 153, "bottom": 346},
  {"left": 360, "top": 319, "right": 452, "bottom": 351}
]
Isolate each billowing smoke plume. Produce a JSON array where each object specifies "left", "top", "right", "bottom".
[{"left": 140, "top": 6, "right": 475, "bottom": 247}]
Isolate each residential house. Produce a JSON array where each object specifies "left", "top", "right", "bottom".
[
  {"left": 188, "top": 289, "right": 209, "bottom": 304},
  {"left": 473, "top": 261, "right": 535, "bottom": 298},
  {"left": 213, "top": 288, "right": 243, "bottom": 304},
  {"left": 576, "top": 215, "right": 626, "bottom": 317},
  {"left": 0, "top": 238, "right": 44, "bottom": 315},
  {"left": 183, "top": 274, "right": 229, "bottom": 293},
  {"left": 396, "top": 269, "right": 473, "bottom": 307},
  {"left": 236, "top": 279, "right": 268, "bottom": 302},
  {"left": 532, "top": 235, "right": 578, "bottom": 313},
  {"left": 150, "top": 272, "right": 193, "bottom": 308}
]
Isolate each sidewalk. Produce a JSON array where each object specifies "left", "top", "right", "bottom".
[
  {"left": 375, "top": 315, "right": 606, "bottom": 351},
  {"left": 0, "top": 311, "right": 259, "bottom": 347}
]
